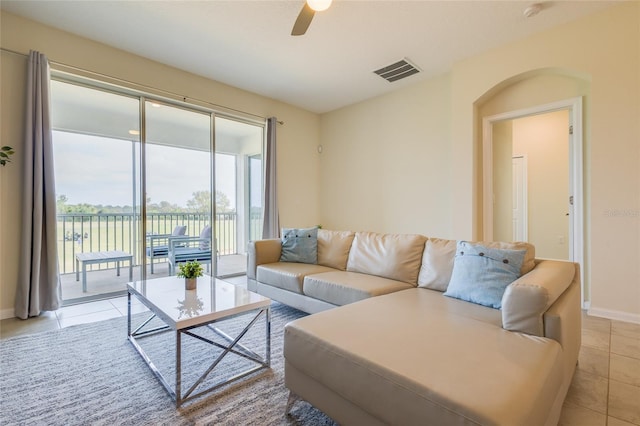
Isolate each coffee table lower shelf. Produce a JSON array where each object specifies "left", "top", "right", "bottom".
[{"left": 127, "top": 291, "right": 271, "bottom": 408}]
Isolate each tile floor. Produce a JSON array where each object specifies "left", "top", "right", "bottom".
[
  {"left": 559, "top": 314, "right": 640, "bottom": 426},
  {"left": 0, "top": 275, "right": 249, "bottom": 339},
  {"left": 1, "top": 279, "right": 638, "bottom": 425}
]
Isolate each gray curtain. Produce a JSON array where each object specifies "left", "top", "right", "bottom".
[
  {"left": 262, "top": 117, "right": 280, "bottom": 239},
  {"left": 15, "top": 50, "right": 61, "bottom": 319}
]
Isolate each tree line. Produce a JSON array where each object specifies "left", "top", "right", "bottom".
[{"left": 56, "top": 190, "right": 233, "bottom": 214}]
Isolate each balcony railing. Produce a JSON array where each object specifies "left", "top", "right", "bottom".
[{"left": 57, "top": 212, "right": 248, "bottom": 274}]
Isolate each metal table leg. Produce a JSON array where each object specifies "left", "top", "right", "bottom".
[
  {"left": 82, "top": 262, "right": 88, "bottom": 292},
  {"left": 128, "top": 304, "right": 271, "bottom": 408}
]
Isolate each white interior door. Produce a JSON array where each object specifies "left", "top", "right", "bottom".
[{"left": 512, "top": 156, "right": 527, "bottom": 242}]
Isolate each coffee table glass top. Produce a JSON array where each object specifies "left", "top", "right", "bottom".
[{"left": 127, "top": 276, "right": 270, "bottom": 329}]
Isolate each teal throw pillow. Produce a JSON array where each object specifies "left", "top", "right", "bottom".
[
  {"left": 280, "top": 227, "right": 318, "bottom": 264},
  {"left": 443, "top": 241, "right": 526, "bottom": 309}
]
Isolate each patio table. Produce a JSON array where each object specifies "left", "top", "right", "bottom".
[{"left": 75, "top": 250, "right": 133, "bottom": 292}]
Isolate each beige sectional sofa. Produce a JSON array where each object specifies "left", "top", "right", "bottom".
[{"left": 247, "top": 229, "right": 581, "bottom": 425}]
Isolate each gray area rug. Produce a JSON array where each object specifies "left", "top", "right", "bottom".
[{"left": 0, "top": 303, "right": 336, "bottom": 426}]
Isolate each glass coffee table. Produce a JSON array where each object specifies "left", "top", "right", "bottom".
[{"left": 127, "top": 275, "right": 271, "bottom": 408}]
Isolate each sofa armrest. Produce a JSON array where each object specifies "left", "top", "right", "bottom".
[
  {"left": 501, "top": 259, "right": 577, "bottom": 336},
  {"left": 247, "top": 239, "right": 282, "bottom": 280}
]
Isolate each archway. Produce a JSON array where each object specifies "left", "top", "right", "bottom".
[{"left": 475, "top": 69, "right": 590, "bottom": 306}]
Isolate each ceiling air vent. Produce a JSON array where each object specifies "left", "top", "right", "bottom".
[{"left": 374, "top": 58, "right": 421, "bottom": 83}]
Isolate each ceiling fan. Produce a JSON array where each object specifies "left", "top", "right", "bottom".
[{"left": 291, "top": 0, "right": 333, "bottom": 36}]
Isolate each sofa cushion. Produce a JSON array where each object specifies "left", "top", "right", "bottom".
[
  {"left": 346, "top": 232, "right": 427, "bottom": 285},
  {"left": 417, "top": 238, "right": 457, "bottom": 292},
  {"left": 317, "top": 229, "right": 355, "bottom": 271},
  {"left": 280, "top": 227, "right": 318, "bottom": 264},
  {"left": 172, "top": 225, "right": 187, "bottom": 236},
  {"left": 444, "top": 241, "right": 526, "bottom": 309},
  {"left": 303, "top": 271, "right": 413, "bottom": 306},
  {"left": 284, "top": 288, "right": 563, "bottom": 426},
  {"left": 417, "top": 239, "right": 535, "bottom": 292},
  {"left": 256, "top": 263, "right": 335, "bottom": 294}
]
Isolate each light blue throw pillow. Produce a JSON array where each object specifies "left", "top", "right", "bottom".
[
  {"left": 280, "top": 227, "right": 318, "bottom": 264},
  {"left": 444, "top": 241, "right": 526, "bottom": 309}
]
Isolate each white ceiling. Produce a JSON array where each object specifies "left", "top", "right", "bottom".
[{"left": 1, "top": 0, "right": 621, "bottom": 114}]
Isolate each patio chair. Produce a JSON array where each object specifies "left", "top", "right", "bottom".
[
  {"left": 168, "top": 225, "right": 213, "bottom": 275},
  {"left": 146, "top": 225, "right": 187, "bottom": 274}
]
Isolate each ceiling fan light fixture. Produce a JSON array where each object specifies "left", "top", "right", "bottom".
[
  {"left": 306, "top": 0, "right": 332, "bottom": 12},
  {"left": 523, "top": 3, "right": 543, "bottom": 18}
]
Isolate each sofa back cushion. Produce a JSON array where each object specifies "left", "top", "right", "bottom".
[
  {"left": 199, "top": 225, "right": 212, "bottom": 250},
  {"left": 172, "top": 225, "right": 187, "bottom": 236},
  {"left": 417, "top": 238, "right": 457, "bottom": 291},
  {"left": 346, "top": 232, "right": 427, "bottom": 285},
  {"left": 417, "top": 239, "right": 536, "bottom": 291},
  {"left": 317, "top": 229, "right": 355, "bottom": 271}
]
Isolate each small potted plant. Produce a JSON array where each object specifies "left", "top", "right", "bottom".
[{"left": 177, "top": 260, "right": 203, "bottom": 290}]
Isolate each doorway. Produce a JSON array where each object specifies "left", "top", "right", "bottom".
[
  {"left": 482, "top": 97, "right": 584, "bottom": 300},
  {"left": 491, "top": 110, "right": 570, "bottom": 260}
]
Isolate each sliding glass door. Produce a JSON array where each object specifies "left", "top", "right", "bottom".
[
  {"left": 145, "top": 101, "right": 213, "bottom": 277},
  {"left": 51, "top": 77, "right": 265, "bottom": 303},
  {"left": 51, "top": 80, "right": 143, "bottom": 302},
  {"left": 214, "top": 117, "right": 263, "bottom": 277}
]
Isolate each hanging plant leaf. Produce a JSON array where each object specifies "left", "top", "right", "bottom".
[{"left": 0, "top": 146, "right": 15, "bottom": 166}]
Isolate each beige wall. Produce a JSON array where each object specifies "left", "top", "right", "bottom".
[
  {"left": 0, "top": 12, "right": 321, "bottom": 317},
  {"left": 0, "top": 51, "right": 29, "bottom": 319},
  {"left": 319, "top": 3, "right": 639, "bottom": 321},
  {"left": 319, "top": 73, "right": 453, "bottom": 237}
]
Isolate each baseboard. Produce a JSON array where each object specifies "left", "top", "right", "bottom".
[
  {"left": 1, "top": 307, "right": 16, "bottom": 320},
  {"left": 588, "top": 306, "right": 640, "bottom": 325}
]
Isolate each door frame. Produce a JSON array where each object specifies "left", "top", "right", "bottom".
[{"left": 482, "top": 96, "right": 585, "bottom": 306}]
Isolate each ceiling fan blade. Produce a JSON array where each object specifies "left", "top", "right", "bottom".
[{"left": 291, "top": 2, "right": 315, "bottom": 36}]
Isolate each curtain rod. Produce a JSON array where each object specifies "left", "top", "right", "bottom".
[{"left": 1, "top": 47, "right": 284, "bottom": 125}]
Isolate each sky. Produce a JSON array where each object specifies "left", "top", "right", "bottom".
[{"left": 53, "top": 131, "right": 237, "bottom": 208}]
